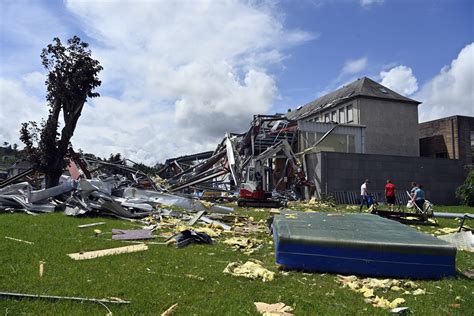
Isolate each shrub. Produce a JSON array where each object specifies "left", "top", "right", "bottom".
[{"left": 456, "top": 169, "right": 474, "bottom": 206}]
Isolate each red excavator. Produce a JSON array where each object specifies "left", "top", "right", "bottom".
[{"left": 237, "top": 139, "right": 309, "bottom": 207}]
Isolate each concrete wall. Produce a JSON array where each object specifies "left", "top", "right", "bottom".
[
  {"left": 359, "top": 98, "right": 419, "bottom": 156},
  {"left": 305, "top": 151, "right": 465, "bottom": 205}
]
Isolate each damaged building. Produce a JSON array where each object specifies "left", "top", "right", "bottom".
[
  {"left": 287, "top": 77, "right": 468, "bottom": 204},
  {"left": 155, "top": 77, "right": 469, "bottom": 205}
]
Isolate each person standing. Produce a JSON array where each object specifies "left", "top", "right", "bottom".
[
  {"left": 411, "top": 184, "right": 425, "bottom": 212},
  {"left": 359, "top": 179, "right": 370, "bottom": 211},
  {"left": 385, "top": 179, "right": 396, "bottom": 211}
]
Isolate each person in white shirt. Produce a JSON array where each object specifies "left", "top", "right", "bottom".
[{"left": 359, "top": 179, "right": 370, "bottom": 211}]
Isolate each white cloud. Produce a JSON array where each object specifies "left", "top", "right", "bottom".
[
  {"left": 360, "top": 0, "right": 384, "bottom": 7},
  {"left": 59, "top": 0, "right": 312, "bottom": 163},
  {"left": 380, "top": 65, "right": 419, "bottom": 96},
  {"left": 0, "top": 78, "right": 48, "bottom": 145},
  {"left": 342, "top": 57, "right": 368, "bottom": 74},
  {"left": 416, "top": 43, "right": 474, "bottom": 122}
]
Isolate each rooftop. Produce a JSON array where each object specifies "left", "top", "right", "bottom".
[{"left": 287, "top": 77, "right": 421, "bottom": 121}]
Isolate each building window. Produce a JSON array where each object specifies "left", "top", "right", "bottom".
[
  {"left": 331, "top": 111, "right": 337, "bottom": 122},
  {"left": 339, "top": 108, "right": 345, "bottom": 123},
  {"left": 347, "top": 105, "right": 353, "bottom": 122},
  {"left": 325, "top": 113, "right": 330, "bottom": 122}
]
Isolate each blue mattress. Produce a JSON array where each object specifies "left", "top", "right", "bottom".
[{"left": 273, "top": 212, "right": 456, "bottom": 279}]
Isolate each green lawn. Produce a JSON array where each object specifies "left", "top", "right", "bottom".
[{"left": 0, "top": 205, "right": 473, "bottom": 315}]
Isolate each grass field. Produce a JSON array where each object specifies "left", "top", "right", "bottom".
[{"left": 1, "top": 204, "right": 473, "bottom": 315}]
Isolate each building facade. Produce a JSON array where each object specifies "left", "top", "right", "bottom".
[
  {"left": 419, "top": 115, "right": 474, "bottom": 168},
  {"left": 287, "top": 77, "right": 421, "bottom": 157}
]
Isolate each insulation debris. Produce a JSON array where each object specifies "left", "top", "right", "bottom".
[
  {"left": 254, "top": 302, "right": 294, "bottom": 316},
  {"left": 223, "top": 259, "right": 275, "bottom": 282},
  {"left": 222, "top": 237, "right": 262, "bottom": 254},
  {"left": 337, "top": 275, "right": 425, "bottom": 309}
]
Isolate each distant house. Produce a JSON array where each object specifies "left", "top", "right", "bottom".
[
  {"left": 7, "top": 160, "right": 32, "bottom": 177},
  {"left": 287, "top": 77, "right": 421, "bottom": 157},
  {"left": 419, "top": 115, "right": 474, "bottom": 168}
]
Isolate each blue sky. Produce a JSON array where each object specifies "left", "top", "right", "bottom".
[
  {"left": 0, "top": 0, "right": 473, "bottom": 163},
  {"left": 274, "top": 0, "right": 473, "bottom": 110}
]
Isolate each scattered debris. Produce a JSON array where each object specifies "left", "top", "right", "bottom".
[
  {"left": 160, "top": 303, "right": 178, "bottom": 316},
  {"left": 68, "top": 243, "right": 148, "bottom": 260},
  {"left": 412, "top": 288, "right": 426, "bottom": 295},
  {"left": 433, "top": 227, "right": 459, "bottom": 235},
  {"left": 0, "top": 291, "right": 130, "bottom": 306},
  {"left": 188, "top": 210, "right": 206, "bottom": 226},
  {"left": 390, "top": 306, "right": 410, "bottom": 314},
  {"left": 223, "top": 259, "right": 275, "bottom": 282},
  {"left": 437, "top": 231, "right": 474, "bottom": 252},
  {"left": 39, "top": 260, "right": 45, "bottom": 277},
  {"left": 77, "top": 222, "right": 106, "bottom": 228},
  {"left": 365, "top": 296, "right": 406, "bottom": 309},
  {"left": 166, "top": 230, "right": 213, "bottom": 248},
  {"left": 254, "top": 302, "right": 294, "bottom": 316},
  {"left": 112, "top": 229, "right": 154, "bottom": 240},
  {"left": 337, "top": 275, "right": 426, "bottom": 309},
  {"left": 460, "top": 268, "right": 474, "bottom": 279},
  {"left": 222, "top": 237, "right": 262, "bottom": 254},
  {"left": 4, "top": 236, "right": 34, "bottom": 245}
]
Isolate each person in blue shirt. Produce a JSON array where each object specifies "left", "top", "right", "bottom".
[{"left": 411, "top": 184, "right": 425, "bottom": 211}]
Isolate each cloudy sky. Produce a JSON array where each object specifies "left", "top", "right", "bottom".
[{"left": 0, "top": 0, "right": 473, "bottom": 164}]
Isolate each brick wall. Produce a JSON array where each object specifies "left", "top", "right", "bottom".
[{"left": 419, "top": 116, "right": 474, "bottom": 166}]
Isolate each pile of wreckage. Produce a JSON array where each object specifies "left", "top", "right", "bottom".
[
  {"left": 0, "top": 155, "right": 237, "bottom": 229},
  {"left": 0, "top": 150, "right": 276, "bottom": 251},
  {"left": 0, "top": 114, "right": 320, "bottom": 217}
]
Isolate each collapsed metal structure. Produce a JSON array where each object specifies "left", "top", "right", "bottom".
[{"left": 0, "top": 113, "right": 343, "bottom": 213}]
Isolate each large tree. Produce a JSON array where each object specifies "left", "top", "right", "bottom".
[{"left": 20, "top": 36, "right": 102, "bottom": 188}]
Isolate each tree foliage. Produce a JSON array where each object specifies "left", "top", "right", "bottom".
[
  {"left": 456, "top": 169, "right": 474, "bottom": 206},
  {"left": 20, "top": 36, "right": 102, "bottom": 188}
]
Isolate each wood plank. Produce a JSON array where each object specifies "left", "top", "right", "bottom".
[{"left": 68, "top": 243, "right": 148, "bottom": 260}]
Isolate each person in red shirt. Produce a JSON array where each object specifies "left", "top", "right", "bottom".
[{"left": 385, "top": 179, "right": 396, "bottom": 211}]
